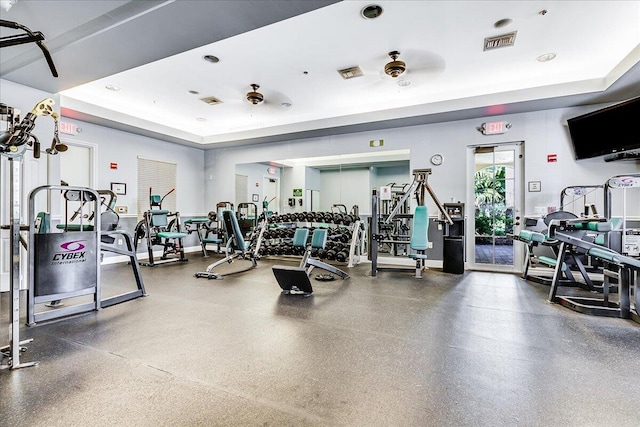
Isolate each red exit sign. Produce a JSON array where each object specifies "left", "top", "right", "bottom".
[
  {"left": 59, "top": 121, "right": 77, "bottom": 135},
  {"left": 480, "top": 121, "right": 510, "bottom": 135}
]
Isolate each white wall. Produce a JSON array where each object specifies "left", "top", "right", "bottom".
[
  {"left": 319, "top": 168, "right": 371, "bottom": 214},
  {"left": 1, "top": 79, "right": 206, "bottom": 217},
  {"left": 235, "top": 162, "right": 281, "bottom": 206},
  {"left": 372, "top": 164, "right": 411, "bottom": 188},
  {"left": 205, "top": 105, "right": 640, "bottom": 219}
]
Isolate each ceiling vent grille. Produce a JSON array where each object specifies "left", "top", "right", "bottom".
[
  {"left": 200, "top": 96, "right": 222, "bottom": 105},
  {"left": 337, "top": 66, "right": 364, "bottom": 79},
  {"left": 484, "top": 31, "right": 517, "bottom": 51}
]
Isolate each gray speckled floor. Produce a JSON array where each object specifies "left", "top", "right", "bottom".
[{"left": 2, "top": 255, "right": 640, "bottom": 426}]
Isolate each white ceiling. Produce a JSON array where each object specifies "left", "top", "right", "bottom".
[{"left": 2, "top": 0, "right": 640, "bottom": 150}]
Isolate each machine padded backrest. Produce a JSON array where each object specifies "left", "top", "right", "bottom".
[
  {"left": 311, "top": 229, "right": 328, "bottom": 249},
  {"left": 150, "top": 210, "right": 170, "bottom": 227},
  {"left": 411, "top": 206, "right": 429, "bottom": 251},
  {"left": 223, "top": 210, "right": 247, "bottom": 251},
  {"left": 292, "top": 228, "right": 309, "bottom": 248}
]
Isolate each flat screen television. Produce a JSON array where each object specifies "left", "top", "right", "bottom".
[{"left": 567, "top": 96, "right": 640, "bottom": 160}]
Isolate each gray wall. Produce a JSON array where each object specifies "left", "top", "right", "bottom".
[{"left": 205, "top": 107, "right": 640, "bottom": 219}]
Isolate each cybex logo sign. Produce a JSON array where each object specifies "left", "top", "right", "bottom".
[
  {"left": 51, "top": 240, "right": 87, "bottom": 265},
  {"left": 609, "top": 177, "right": 640, "bottom": 188}
]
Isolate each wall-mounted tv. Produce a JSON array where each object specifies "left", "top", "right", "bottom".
[{"left": 567, "top": 96, "right": 640, "bottom": 160}]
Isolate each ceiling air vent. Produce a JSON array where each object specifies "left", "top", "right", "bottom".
[
  {"left": 484, "top": 31, "right": 517, "bottom": 51},
  {"left": 337, "top": 66, "right": 364, "bottom": 80},
  {"left": 200, "top": 96, "right": 222, "bottom": 105}
]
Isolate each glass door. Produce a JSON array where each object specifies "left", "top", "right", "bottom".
[{"left": 467, "top": 143, "right": 523, "bottom": 272}]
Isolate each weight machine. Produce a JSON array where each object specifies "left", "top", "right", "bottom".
[
  {"left": 27, "top": 185, "right": 146, "bottom": 322},
  {"left": 1, "top": 98, "right": 62, "bottom": 370},
  {"left": 604, "top": 174, "right": 640, "bottom": 257},
  {"left": 134, "top": 188, "right": 188, "bottom": 266},
  {"left": 370, "top": 169, "right": 452, "bottom": 278},
  {"left": 547, "top": 217, "right": 639, "bottom": 320},
  {"left": 560, "top": 185, "right": 604, "bottom": 218},
  {"left": 183, "top": 211, "right": 222, "bottom": 257},
  {"left": 195, "top": 210, "right": 258, "bottom": 279}
]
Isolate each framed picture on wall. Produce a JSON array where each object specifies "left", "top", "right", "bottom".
[
  {"left": 111, "top": 182, "right": 127, "bottom": 195},
  {"left": 252, "top": 194, "right": 259, "bottom": 203}
]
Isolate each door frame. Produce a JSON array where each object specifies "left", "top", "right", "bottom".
[{"left": 465, "top": 141, "right": 524, "bottom": 273}]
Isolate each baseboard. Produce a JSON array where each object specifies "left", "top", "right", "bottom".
[{"left": 101, "top": 245, "right": 202, "bottom": 265}]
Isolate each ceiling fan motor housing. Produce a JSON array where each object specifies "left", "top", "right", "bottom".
[
  {"left": 246, "top": 84, "right": 264, "bottom": 104},
  {"left": 384, "top": 51, "right": 406, "bottom": 78}
]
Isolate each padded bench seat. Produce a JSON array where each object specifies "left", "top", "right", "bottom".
[
  {"left": 202, "top": 237, "right": 223, "bottom": 243},
  {"left": 183, "top": 218, "right": 210, "bottom": 224},
  {"left": 157, "top": 231, "right": 187, "bottom": 239},
  {"left": 538, "top": 255, "right": 568, "bottom": 271}
]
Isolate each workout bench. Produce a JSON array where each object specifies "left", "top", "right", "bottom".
[
  {"left": 272, "top": 227, "right": 349, "bottom": 296},
  {"left": 194, "top": 210, "right": 257, "bottom": 279}
]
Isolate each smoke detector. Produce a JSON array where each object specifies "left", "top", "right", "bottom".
[
  {"left": 384, "top": 51, "right": 406, "bottom": 78},
  {"left": 246, "top": 84, "right": 264, "bottom": 105}
]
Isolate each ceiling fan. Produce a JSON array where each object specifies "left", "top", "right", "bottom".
[
  {"left": 384, "top": 51, "right": 406, "bottom": 78},
  {"left": 246, "top": 84, "right": 264, "bottom": 105},
  {"left": 359, "top": 49, "right": 446, "bottom": 89},
  {"left": 242, "top": 84, "right": 292, "bottom": 112}
]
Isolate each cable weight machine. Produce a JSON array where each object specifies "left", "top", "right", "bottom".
[
  {"left": 370, "top": 168, "right": 453, "bottom": 277},
  {"left": 1, "top": 99, "right": 63, "bottom": 370}
]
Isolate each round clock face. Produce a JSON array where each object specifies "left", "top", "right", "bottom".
[{"left": 430, "top": 154, "right": 444, "bottom": 166}]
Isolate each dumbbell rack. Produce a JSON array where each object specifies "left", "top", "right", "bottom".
[{"left": 257, "top": 211, "right": 364, "bottom": 268}]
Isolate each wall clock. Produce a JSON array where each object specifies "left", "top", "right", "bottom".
[{"left": 430, "top": 154, "right": 444, "bottom": 166}]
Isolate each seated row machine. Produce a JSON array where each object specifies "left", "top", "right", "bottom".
[{"left": 272, "top": 227, "right": 350, "bottom": 296}]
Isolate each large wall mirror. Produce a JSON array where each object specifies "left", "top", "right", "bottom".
[{"left": 235, "top": 149, "right": 411, "bottom": 217}]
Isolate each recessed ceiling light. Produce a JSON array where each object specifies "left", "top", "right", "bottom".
[
  {"left": 105, "top": 84, "right": 120, "bottom": 91},
  {"left": 202, "top": 55, "right": 219, "bottom": 63},
  {"left": 188, "top": 90, "right": 200, "bottom": 95},
  {"left": 361, "top": 4, "right": 383, "bottom": 19},
  {"left": 494, "top": 18, "right": 513, "bottom": 28},
  {"left": 537, "top": 53, "right": 556, "bottom": 62},
  {"left": 196, "top": 117, "right": 207, "bottom": 122}
]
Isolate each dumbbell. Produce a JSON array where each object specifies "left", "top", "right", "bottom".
[
  {"left": 325, "top": 250, "right": 337, "bottom": 260},
  {"left": 336, "top": 250, "right": 348, "bottom": 262}
]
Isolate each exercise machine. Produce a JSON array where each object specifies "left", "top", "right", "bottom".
[
  {"left": 272, "top": 227, "right": 350, "bottom": 296},
  {"left": 0, "top": 19, "right": 58, "bottom": 78},
  {"left": 370, "top": 169, "right": 452, "bottom": 278},
  {"left": 547, "top": 217, "right": 639, "bottom": 320},
  {"left": 134, "top": 188, "right": 188, "bottom": 266},
  {"left": 184, "top": 211, "right": 222, "bottom": 256},
  {"left": 194, "top": 210, "right": 258, "bottom": 279},
  {"left": 560, "top": 185, "right": 604, "bottom": 218},
  {"left": 1, "top": 98, "right": 61, "bottom": 369},
  {"left": 605, "top": 174, "right": 640, "bottom": 257},
  {"left": 237, "top": 202, "right": 258, "bottom": 237},
  {"left": 26, "top": 185, "right": 147, "bottom": 324}
]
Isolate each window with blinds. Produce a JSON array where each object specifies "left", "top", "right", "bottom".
[{"left": 137, "top": 157, "right": 177, "bottom": 219}]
